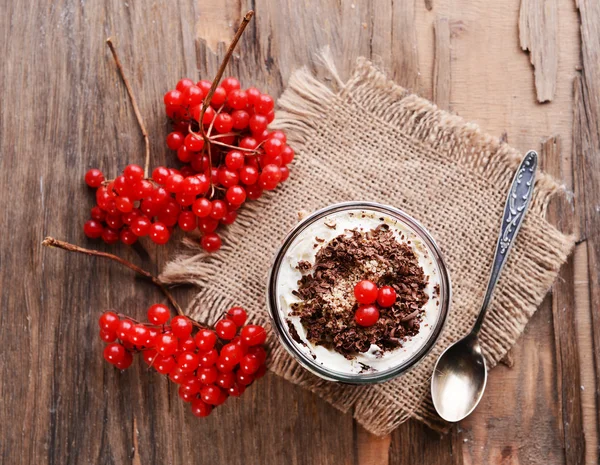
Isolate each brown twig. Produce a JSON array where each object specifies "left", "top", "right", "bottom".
[
  {"left": 106, "top": 38, "right": 151, "bottom": 178},
  {"left": 41, "top": 237, "right": 184, "bottom": 317},
  {"left": 198, "top": 10, "right": 255, "bottom": 144}
]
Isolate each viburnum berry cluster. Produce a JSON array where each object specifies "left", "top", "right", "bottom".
[
  {"left": 82, "top": 12, "right": 292, "bottom": 253},
  {"left": 353, "top": 280, "right": 397, "bottom": 327},
  {"left": 99, "top": 304, "right": 267, "bottom": 417}
]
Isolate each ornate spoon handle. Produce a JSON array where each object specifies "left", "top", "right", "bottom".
[{"left": 471, "top": 150, "right": 538, "bottom": 335}]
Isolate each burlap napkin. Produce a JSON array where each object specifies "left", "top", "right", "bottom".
[{"left": 161, "top": 55, "right": 574, "bottom": 435}]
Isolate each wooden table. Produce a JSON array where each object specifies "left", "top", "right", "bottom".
[{"left": 2, "top": 0, "right": 598, "bottom": 463}]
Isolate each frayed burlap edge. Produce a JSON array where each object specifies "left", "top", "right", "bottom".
[{"left": 160, "top": 51, "right": 575, "bottom": 436}]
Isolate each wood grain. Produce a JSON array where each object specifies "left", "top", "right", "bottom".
[
  {"left": 573, "top": 1, "right": 600, "bottom": 456},
  {"left": 519, "top": 0, "right": 558, "bottom": 102},
  {"left": 433, "top": 17, "right": 451, "bottom": 110},
  {"left": 0, "top": 0, "right": 593, "bottom": 463},
  {"left": 542, "top": 136, "right": 585, "bottom": 465}
]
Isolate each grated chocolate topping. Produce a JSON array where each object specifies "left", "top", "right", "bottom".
[{"left": 291, "top": 225, "right": 429, "bottom": 358}]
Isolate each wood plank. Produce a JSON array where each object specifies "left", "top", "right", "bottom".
[
  {"left": 572, "top": 1, "right": 600, "bottom": 454},
  {"left": 518, "top": 0, "right": 558, "bottom": 102},
  {"left": 433, "top": 17, "right": 451, "bottom": 110},
  {"left": 542, "top": 135, "right": 585, "bottom": 465}
]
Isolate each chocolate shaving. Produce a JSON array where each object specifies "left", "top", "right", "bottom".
[
  {"left": 296, "top": 260, "right": 312, "bottom": 271},
  {"left": 286, "top": 319, "right": 304, "bottom": 345},
  {"left": 290, "top": 225, "right": 429, "bottom": 357}
]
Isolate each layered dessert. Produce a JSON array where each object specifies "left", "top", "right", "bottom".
[{"left": 274, "top": 208, "right": 442, "bottom": 375}]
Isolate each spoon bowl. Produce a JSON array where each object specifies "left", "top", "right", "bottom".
[{"left": 431, "top": 335, "right": 487, "bottom": 422}]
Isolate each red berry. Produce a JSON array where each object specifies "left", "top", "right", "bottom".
[
  {"left": 192, "top": 198, "right": 212, "bottom": 218},
  {"left": 227, "top": 89, "right": 248, "bottom": 110},
  {"left": 231, "top": 110, "right": 250, "bottom": 129},
  {"left": 255, "top": 94, "right": 274, "bottom": 115},
  {"left": 169, "top": 366, "right": 193, "bottom": 384},
  {"left": 105, "top": 213, "right": 124, "bottom": 229},
  {"left": 143, "top": 350, "right": 158, "bottom": 366},
  {"left": 179, "top": 336, "right": 197, "bottom": 353},
  {"left": 100, "top": 328, "right": 117, "bottom": 343},
  {"left": 90, "top": 206, "right": 106, "bottom": 222},
  {"left": 354, "top": 280, "right": 378, "bottom": 304},
  {"left": 249, "top": 114, "right": 268, "bottom": 134},
  {"left": 210, "top": 87, "right": 227, "bottom": 106},
  {"left": 116, "top": 319, "right": 135, "bottom": 341},
  {"left": 247, "top": 346, "right": 267, "bottom": 364},
  {"left": 213, "top": 113, "right": 233, "bottom": 133},
  {"left": 157, "top": 333, "right": 178, "bottom": 356},
  {"left": 217, "top": 168, "right": 239, "bottom": 188},
  {"left": 164, "top": 90, "right": 183, "bottom": 107},
  {"left": 178, "top": 211, "right": 197, "bottom": 231},
  {"left": 177, "top": 145, "right": 191, "bottom": 163},
  {"left": 201, "top": 233, "right": 222, "bottom": 253},
  {"left": 149, "top": 222, "right": 170, "bottom": 244},
  {"left": 216, "top": 371, "right": 236, "bottom": 389},
  {"left": 171, "top": 315, "right": 193, "bottom": 339},
  {"left": 176, "top": 78, "right": 195, "bottom": 92},
  {"left": 240, "top": 325, "right": 267, "bottom": 346},
  {"left": 280, "top": 166, "right": 290, "bottom": 182},
  {"left": 239, "top": 165, "right": 259, "bottom": 185},
  {"left": 115, "top": 196, "right": 133, "bottom": 213},
  {"left": 115, "top": 351, "right": 133, "bottom": 370},
  {"left": 99, "top": 311, "right": 120, "bottom": 332},
  {"left": 174, "top": 192, "right": 195, "bottom": 208},
  {"left": 120, "top": 228, "right": 138, "bottom": 245},
  {"left": 246, "top": 87, "right": 260, "bottom": 105},
  {"left": 180, "top": 377, "right": 202, "bottom": 396},
  {"left": 197, "top": 80, "right": 212, "bottom": 94},
  {"left": 102, "top": 228, "right": 120, "bottom": 245},
  {"left": 145, "top": 328, "right": 160, "bottom": 347},
  {"left": 177, "top": 351, "right": 200, "bottom": 373},
  {"left": 198, "top": 366, "right": 218, "bottom": 385},
  {"left": 254, "top": 364, "right": 267, "bottom": 379},
  {"left": 178, "top": 385, "right": 196, "bottom": 403},
  {"left": 130, "top": 324, "right": 149, "bottom": 347},
  {"left": 194, "top": 329, "right": 217, "bottom": 351},
  {"left": 219, "top": 343, "right": 243, "bottom": 366},
  {"left": 221, "top": 210, "right": 238, "bottom": 225},
  {"left": 209, "top": 199, "right": 228, "bottom": 219},
  {"left": 198, "top": 217, "right": 219, "bottom": 234},
  {"left": 355, "top": 305, "right": 380, "bottom": 327},
  {"left": 198, "top": 348, "right": 218, "bottom": 367},
  {"left": 236, "top": 370, "right": 255, "bottom": 386},
  {"left": 83, "top": 219, "right": 104, "bottom": 239},
  {"left": 165, "top": 173, "right": 185, "bottom": 193},
  {"left": 239, "top": 137, "right": 258, "bottom": 151},
  {"left": 377, "top": 286, "right": 397, "bottom": 308},
  {"left": 281, "top": 146, "right": 295, "bottom": 164},
  {"left": 221, "top": 77, "right": 241, "bottom": 94},
  {"left": 270, "top": 130, "right": 287, "bottom": 143},
  {"left": 228, "top": 383, "right": 246, "bottom": 397},
  {"left": 184, "top": 133, "right": 205, "bottom": 152},
  {"left": 166, "top": 132, "right": 184, "bottom": 151},
  {"left": 226, "top": 185, "right": 246, "bottom": 205},
  {"left": 246, "top": 184, "right": 263, "bottom": 200},
  {"left": 103, "top": 343, "right": 126, "bottom": 364},
  {"left": 132, "top": 180, "right": 154, "bottom": 199},
  {"left": 185, "top": 85, "right": 204, "bottom": 106},
  {"left": 85, "top": 169, "right": 104, "bottom": 188},
  {"left": 192, "top": 104, "right": 215, "bottom": 126},
  {"left": 200, "top": 385, "right": 223, "bottom": 405},
  {"left": 215, "top": 320, "right": 237, "bottom": 340},
  {"left": 240, "top": 354, "right": 261, "bottom": 375},
  {"left": 264, "top": 137, "right": 284, "bottom": 156},
  {"left": 258, "top": 164, "right": 282, "bottom": 190},
  {"left": 152, "top": 166, "right": 171, "bottom": 184},
  {"left": 131, "top": 216, "right": 151, "bottom": 236},
  {"left": 225, "top": 150, "right": 245, "bottom": 170},
  {"left": 124, "top": 164, "right": 144, "bottom": 184},
  {"left": 153, "top": 354, "right": 176, "bottom": 374},
  {"left": 226, "top": 307, "right": 248, "bottom": 327},
  {"left": 191, "top": 398, "right": 212, "bottom": 417}
]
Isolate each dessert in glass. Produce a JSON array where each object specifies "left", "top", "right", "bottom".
[{"left": 267, "top": 202, "right": 451, "bottom": 384}]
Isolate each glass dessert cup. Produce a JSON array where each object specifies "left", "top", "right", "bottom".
[{"left": 266, "top": 202, "right": 451, "bottom": 384}]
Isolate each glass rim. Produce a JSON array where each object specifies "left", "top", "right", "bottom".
[{"left": 266, "top": 201, "right": 452, "bottom": 384}]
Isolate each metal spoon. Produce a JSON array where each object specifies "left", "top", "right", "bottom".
[{"left": 431, "top": 150, "right": 538, "bottom": 422}]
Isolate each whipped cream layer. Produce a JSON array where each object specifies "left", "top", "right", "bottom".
[{"left": 275, "top": 208, "right": 442, "bottom": 375}]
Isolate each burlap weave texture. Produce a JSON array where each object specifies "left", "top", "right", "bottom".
[{"left": 161, "top": 57, "right": 574, "bottom": 435}]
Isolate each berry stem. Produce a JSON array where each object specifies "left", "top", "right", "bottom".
[
  {"left": 106, "top": 38, "right": 151, "bottom": 178},
  {"left": 41, "top": 237, "right": 184, "bottom": 317},
  {"left": 198, "top": 10, "right": 254, "bottom": 145}
]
